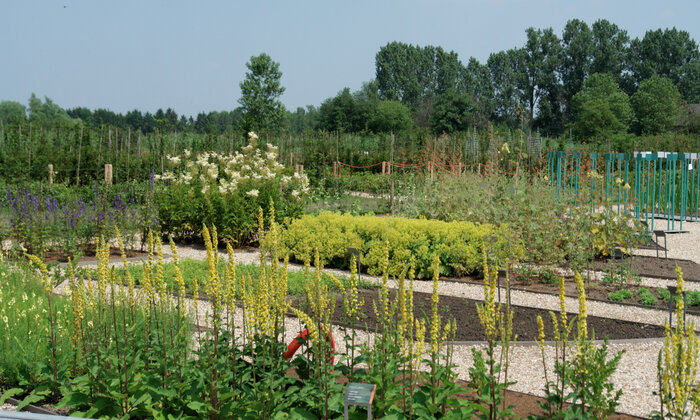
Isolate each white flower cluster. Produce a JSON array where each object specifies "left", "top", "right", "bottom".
[{"left": 154, "top": 132, "right": 309, "bottom": 200}]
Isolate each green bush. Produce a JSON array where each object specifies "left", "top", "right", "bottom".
[
  {"left": 277, "top": 212, "right": 518, "bottom": 278},
  {"left": 608, "top": 288, "right": 633, "bottom": 302},
  {"left": 154, "top": 134, "right": 309, "bottom": 245},
  {"left": 638, "top": 287, "right": 658, "bottom": 307}
]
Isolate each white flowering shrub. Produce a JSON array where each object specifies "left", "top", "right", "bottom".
[{"left": 154, "top": 132, "right": 310, "bottom": 244}]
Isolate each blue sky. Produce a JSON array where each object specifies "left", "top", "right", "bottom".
[{"left": 2, "top": 0, "right": 699, "bottom": 117}]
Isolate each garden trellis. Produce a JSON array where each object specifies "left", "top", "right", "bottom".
[{"left": 547, "top": 151, "right": 700, "bottom": 233}]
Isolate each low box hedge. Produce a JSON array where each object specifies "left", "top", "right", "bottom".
[{"left": 277, "top": 212, "right": 518, "bottom": 279}]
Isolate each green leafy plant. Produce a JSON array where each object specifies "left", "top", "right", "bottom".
[
  {"left": 608, "top": 288, "right": 633, "bottom": 302},
  {"left": 638, "top": 288, "right": 658, "bottom": 307}
]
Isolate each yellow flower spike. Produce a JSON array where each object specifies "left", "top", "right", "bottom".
[
  {"left": 278, "top": 256, "right": 289, "bottom": 314},
  {"left": 574, "top": 272, "right": 587, "bottom": 343},
  {"left": 558, "top": 277, "right": 568, "bottom": 333},
  {"left": 397, "top": 267, "right": 407, "bottom": 343},
  {"left": 430, "top": 255, "right": 441, "bottom": 354},
  {"left": 290, "top": 307, "right": 318, "bottom": 343},
  {"left": 67, "top": 260, "right": 84, "bottom": 347},
  {"left": 414, "top": 319, "right": 426, "bottom": 368},
  {"left": 155, "top": 236, "right": 165, "bottom": 295},
  {"left": 549, "top": 311, "right": 560, "bottom": 343},
  {"left": 658, "top": 266, "right": 700, "bottom": 417},
  {"left": 327, "top": 273, "right": 345, "bottom": 294},
  {"left": 27, "top": 254, "right": 50, "bottom": 293},
  {"left": 537, "top": 315, "right": 545, "bottom": 350},
  {"left": 147, "top": 229, "right": 154, "bottom": 266},
  {"left": 211, "top": 225, "right": 219, "bottom": 266}
]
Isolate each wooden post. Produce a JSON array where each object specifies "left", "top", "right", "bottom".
[
  {"left": 300, "top": 164, "right": 304, "bottom": 174},
  {"left": 457, "top": 162, "right": 462, "bottom": 176},
  {"left": 105, "top": 164, "right": 113, "bottom": 186},
  {"left": 382, "top": 161, "right": 386, "bottom": 176},
  {"left": 48, "top": 164, "right": 54, "bottom": 185}
]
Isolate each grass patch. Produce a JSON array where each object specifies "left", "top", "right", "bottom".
[{"left": 104, "top": 258, "right": 377, "bottom": 297}]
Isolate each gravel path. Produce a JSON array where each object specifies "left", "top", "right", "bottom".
[
  {"left": 0, "top": 404, "right": 16, "bottom": 412},
  {"left": 634, "top": 217, "right": 700, "bottom": 264}
]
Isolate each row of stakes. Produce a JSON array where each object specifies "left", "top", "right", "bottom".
[{"left": 548, "top": 151, "right": 700, "bottom": 233}]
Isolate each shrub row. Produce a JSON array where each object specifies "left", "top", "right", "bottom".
[{"left": 277, "top": 212, "right": 518, "bottom": 278}]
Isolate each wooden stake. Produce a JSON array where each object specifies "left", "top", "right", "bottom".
[
  {"left": 48, "top": 164, "right": 54, "bottom": 185},
  {"left": 105, "top": 164, "right": 113, "bottom": 186}
]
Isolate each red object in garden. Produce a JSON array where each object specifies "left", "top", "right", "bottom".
[{"left": 283, "top": 328, "right": 336, "bottom": 364}]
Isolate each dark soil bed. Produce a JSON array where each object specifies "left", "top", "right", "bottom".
[
  {"left": 590, "top": 254, "right": 700, "bottom": 282},
  {"left": 42, "top": 245, "right": 148, "bottom": 264},
  {"left": 318, "top": 288, "right": 666, "bottom": 342},
  {"left": 508, "top": 273, "right": 700, "bottom": 315},
  {"left": 453, "top": 382, "right": 644, "bottom": 420}
]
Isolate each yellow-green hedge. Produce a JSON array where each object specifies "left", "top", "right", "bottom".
[{"left": 278, "top": 212, "right": 517, "bottom": 278}]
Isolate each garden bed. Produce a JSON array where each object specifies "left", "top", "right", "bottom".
[
  {"left": 316, "top": 288, "right": 666, "bottom": 342},
  {"left": 590, "top": 254, "right": 700, "bottom": 282},
  {"left": 44, "top": 245, "right": 148, "bottom": 264},
  {"left": 436, "top": 269, "right": 700, "bottom": 315}
]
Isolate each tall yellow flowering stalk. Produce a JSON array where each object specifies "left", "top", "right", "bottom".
[
  {"left": 656, "top": 266, "right": 700, "bottom": 418},
  {"left": 116, "top": 227, "right": 136, "bottom": 319}
]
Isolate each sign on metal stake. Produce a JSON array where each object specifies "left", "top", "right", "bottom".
[{"left": 344, "top": 383, "right": 376, "bottom": 420}]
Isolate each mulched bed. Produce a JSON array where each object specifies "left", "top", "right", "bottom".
[
  {"left": 590, "top": 255, "right": 700, "bottom": 282},
  {"left": 319, "top": 288, "right": 666, "bottom": 342}
]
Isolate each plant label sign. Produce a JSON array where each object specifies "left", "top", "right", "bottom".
[{"left": 344, "top": 383, "right": 376, "bottom": 419}]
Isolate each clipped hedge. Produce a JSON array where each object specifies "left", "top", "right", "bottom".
[{"left": 278, "top": 212, "right": 518, "bottom": 279}]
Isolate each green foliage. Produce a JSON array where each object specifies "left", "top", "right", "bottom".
[
  {"left": 631, "top": 75, "right": 682, "bottom": 134},
  {"left": 395, "top": 172, "right": 601, "bottom": 267},
  {"left": 638, "top": 287, "right": 659, "bottom": 307},
  {"left": 370, "top": 100, "right": 413, "bottom": 133},
  {"left": 589, "top": 209, "right": 642, "bottom": 258},
  {"left": 154, "top": 134, "right": 309, "bottom": 244},
  {"left": 687, "top": 290, "right": 700, "bottom": 307},
  {"left": 431, "top": 90, "right": 476, "bottom": 133},
  {"left": 278, "top": 212, "right": 514, "bottom": 278},
  {"left": 0, "top": 101, "right": 27, "bottom": 124},
  {"left": 657, "top": 287, "right": 672, "bottom": 302},
  {"left": 607, "top": 288, "right": 633, "bottom": 302},
  {"left": 571, "top": 73, "right": 633, "bottom": 141},
  {"left": 27, "top": 93, "right": 79, "bottom": 127},
  {"left": 239, "top": 53, "right": 286, "bottom": 132},
  {"left": 0, "top": 259, "right": 71, "bottom": 388}
]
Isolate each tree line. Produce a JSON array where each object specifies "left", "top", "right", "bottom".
[{"left": 1, "top": 19, "right": 699, "bottom": 143}]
